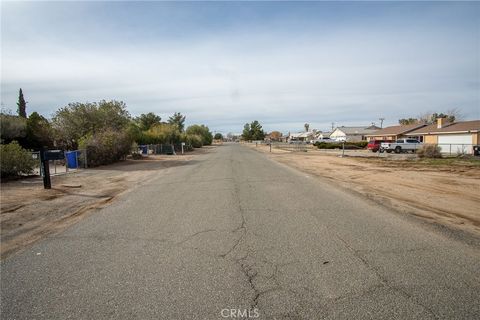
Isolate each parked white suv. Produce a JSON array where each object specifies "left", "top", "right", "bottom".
[{"left": 380, "top": 139, "right": 422, "bottom": 153}]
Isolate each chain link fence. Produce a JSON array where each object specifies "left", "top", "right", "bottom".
[
  {"left": 31, "top": 149, "right": 87, "bottom": 177},
  {"left": 249, "top": 141, "right": 479, "bottom": 158}
]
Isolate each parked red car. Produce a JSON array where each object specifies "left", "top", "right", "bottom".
[{"left": 367, "top": 140, "right": 388, "bottom": 152}]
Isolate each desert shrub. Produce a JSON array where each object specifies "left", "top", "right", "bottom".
[
  {"left": 186, "top": 134, "right": 204, "bottom": 148},
  {"left": 417, "top": 144, "right": 442, "bottom": 158},
  {"left": 0, "top": 141, "right": 37, "bottom": 178},
  {"left": 186, "top": 125, "right": 213, "bottom": 146},
  {"left": 78, "top": 129, "right": 132, "bottom": 167},
  {"left": 142, "top": 123, "right": 181, "bottom": 144}
]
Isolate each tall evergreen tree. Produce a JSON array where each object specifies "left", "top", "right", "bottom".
[{"left": 17, "top": 88, "right": 27, "bottom": 118}]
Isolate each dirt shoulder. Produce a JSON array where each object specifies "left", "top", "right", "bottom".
[
  {"left": 248, "top": 144, "right": 480, "bottom": 236},
  {"left": 0, "top": 149, "right": 212, "bottom": 259}
]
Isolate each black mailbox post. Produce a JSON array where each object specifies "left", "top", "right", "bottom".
[
  {"left": 44, "top": 150, "right": 65, "bottom": 161},
  {"left": 40, "top": 150, "right": 65, "bottom": 189}
]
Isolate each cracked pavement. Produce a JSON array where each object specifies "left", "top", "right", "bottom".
[{"left": 1, "top": 144, "right": 479, "bottom": 319}]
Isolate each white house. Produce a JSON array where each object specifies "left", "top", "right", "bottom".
[
  {"left": 330, "top": 125, "right": 380, "bottom": 142},
  {"left": 314, "top": 131, "right": 332, "bottom": 139},
  {"left": 288, "top": 131, "right": 316, "bottom": 142}
]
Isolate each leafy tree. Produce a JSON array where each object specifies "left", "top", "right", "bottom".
[
  {"left": 269, "top": 131, "right": 282, "bottom": 141},
  {"left": 242, "top": 123, "right": 251, "bottom": 141},
  {"left": 126, "top": 121, "right": 143, "bottom": 143},
  {"left": 52, "top": 100, "right": 131, "bottom": 148},
  {"left": 96, "top": 100, "right": 131, "bottom": 129},
  {"left": 168, "top": 112, "right": 186, "bottom": 132},
  {"left": 136, "top": 112, "right": 161, "bottom": 131},
  {"left": 144, "top": 123, "right": 182, "bottom": 144},
  {"left": 250, "top": 120, "right": 265, "bottom": 140},
  {"left": 242, "top": 120, "right": 265, "bottom": 141},
  {"left": 25, "top": 112, "right": 54, "bottom": 149},
  {"left": 0, "top": 113, "right": 26, "bottom": 143},
  {"left": 304, "top": 123, "right": 310, "bottom": 132},
  {"left": 214, "top": 133, "right": 223, "bottom": 140},
  {"left": 17, "top": 88, "right": 27, "bottom": 118},
  {"left": 398, "top": 118, "right": 419, "bottom": 125},
  {"left": 186, "top": 124, "right": 213, "bottom": 145},
  {"left": 429, "top": 113, "right": 456, "bottom": 123}
]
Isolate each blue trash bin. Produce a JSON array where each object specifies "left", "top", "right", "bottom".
[
  {"left": 140, "top": 145, "right": 148, "bottom": 155},
  {"left": 66, "top": 151, "right": 78, "bottom": 169}
]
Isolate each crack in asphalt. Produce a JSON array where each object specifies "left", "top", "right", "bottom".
[
  {"left": 334, "top": 233, "right": 440, "bottom": 320},
  {"left": 176, "top": 229, "right": 218, "bottom": 245}
]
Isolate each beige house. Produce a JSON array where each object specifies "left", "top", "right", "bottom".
[
  {"left": 408, "top": 118, "right": 480, "bottom": 154},
  {"left": 365, "top": 123, "right": 427, "bottom": 142}
]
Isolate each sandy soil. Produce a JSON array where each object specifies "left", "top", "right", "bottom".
[
  {"left": 0, "top": 149, "right": 211, "bottom": 259},
  {"left": 249, "top": 144, "right": 480, "bottom": 236}
]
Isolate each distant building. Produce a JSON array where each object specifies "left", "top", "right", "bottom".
[
  {"left": 330, "top": 125, "right": 380, "bottom": 142},
  {"left": 288, "top": 131, "right": 316, "bottom": 142},
  {"left": 315, "top": 131, "right": 331, "bottom": 139}
]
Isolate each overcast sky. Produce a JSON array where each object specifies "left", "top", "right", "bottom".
[{"left": 1, "top": 1, "right": 479, "bottom": 134}]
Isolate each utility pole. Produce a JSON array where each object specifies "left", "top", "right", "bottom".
[
  {"left": 331, "top": 122, "right": 335, "bottom": 132},
  {"left": 379, "top": 118, "right": 385, "bottom": 128}
]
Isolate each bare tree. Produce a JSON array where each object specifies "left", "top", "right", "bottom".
[
  {"left": 445, "top": 107, "right": 463, "bottom": 122},
  {"left": 417, "top": 111, "right": 433, "bottom": 124}
]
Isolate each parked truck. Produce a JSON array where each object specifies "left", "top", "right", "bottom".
[{"left": 380, "top": 138, "right": 422, "bottom": 153}]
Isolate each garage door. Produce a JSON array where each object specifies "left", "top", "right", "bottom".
[{"left": 438, "top": 134, "right": 472, "bottom": 154}]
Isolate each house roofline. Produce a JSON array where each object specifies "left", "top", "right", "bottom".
[{"left": 408, "top": 130, "right": 479, "bottom": 135}]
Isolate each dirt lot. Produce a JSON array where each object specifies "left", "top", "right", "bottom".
[
  {"left": 0, "top": 149, "right": 210, "bottom": 259},
  {"left": 249, "top": 144, "right": 480, "bottom": 236}
]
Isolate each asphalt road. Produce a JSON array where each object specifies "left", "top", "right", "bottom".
[{"left": 1, "top": 144, "right": 479, "bottom": 319}]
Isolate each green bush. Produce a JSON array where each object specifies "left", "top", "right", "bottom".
[
  {"left": 314, "top": 141, "right": 368, "bottom": 149},
  {"left": 78, "top": 129, "right": 132, "bottom": 167},
  {"left": 0, "top": 141, "right": 37, "bottom": 178},
  {"left": 186, "top": 125, "right": 213, "bottom": 146},
  {"left": 186, "top": 134, "right": 204, "bottom": 148},
  {"left": 141, "top": 123, "right": 181, "bottom": 145},
  {"left": 417, "top": 144, "right": 442, "bottom": 158},
  {"left": 0, "top": 114, "right": 26, "bottom": 143}
]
